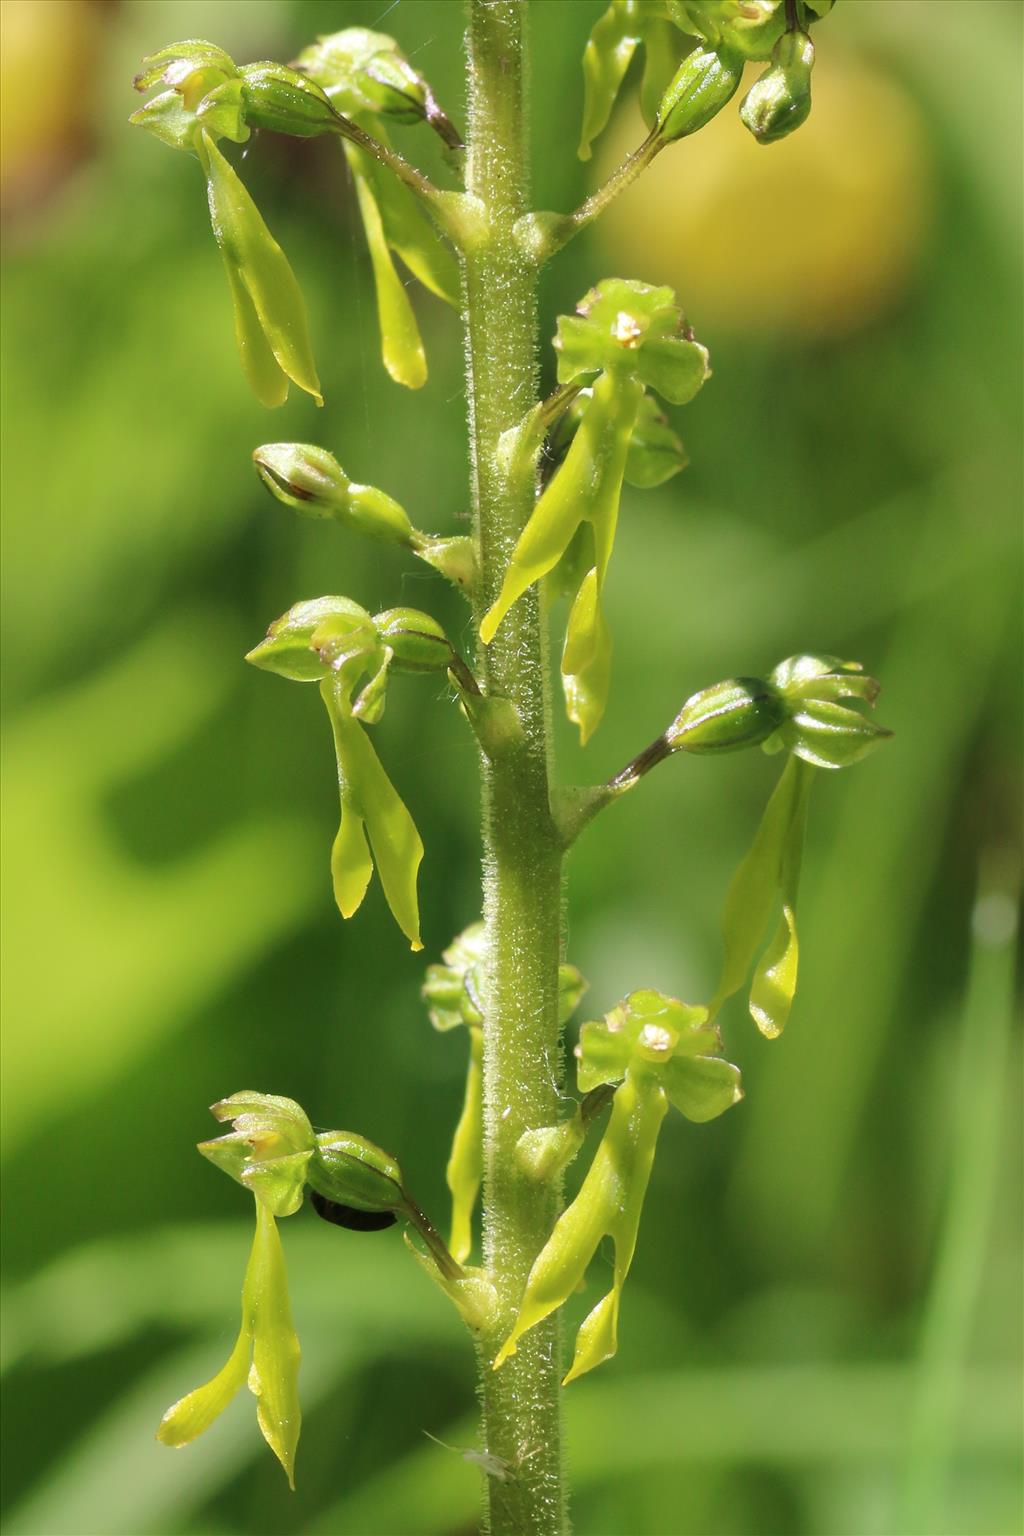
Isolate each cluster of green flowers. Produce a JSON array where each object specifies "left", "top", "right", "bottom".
[
  {"left": 579, "top": 0, "right": 834, "bottom": 160},
  {"left": 131, "top": 30, "right": 460, "bottom": 402}
]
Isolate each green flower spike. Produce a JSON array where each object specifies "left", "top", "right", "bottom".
[
  {"left": 297, "top": 30, "right": 460, "bottom": 390},
  {"left": 481, "top": 280, "right": 709, "bottom": 743},
  {"left": 424, "top": 924, "right": 587, "bottom": 1263},
  {"left": 157, "top": 1093, "right": 310, "bottom": 1487},
  {"left": 712, "top": 654, "right": 890, "bottom": 1036},
  {"left": 495, "top": 990, "right": 740, "bottom": 1383},
  {"left": 131, "top": 45, "right": 323, "bottom": 408}
]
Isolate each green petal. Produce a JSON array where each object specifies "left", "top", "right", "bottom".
[
  {"left": 561, "top": 567, "right": 613, "bottom": 744},
  {"left": 222, "top": 255, "right": 289, "bottom": 408},
  {"left": 200, "top": 132, "right": 323, "bottom": 405},
  {"left": 662, "top": 1052, "right": 743, "bottom": 1121},
  {"left": 481, "top": 371, "right": 640, "bottom": 644},
  {"left": 357, "top": 139, "right": 460, "bottom": 305},
  {"left": 579, "top": 1, "right": 642, "bottom": 160},
  {"left": 495, "top": 1074, "right": 666, "bottom": 1374},
  {"left": 563, "top": 1076, "right": 666, "bottom": 1384},
  {"left": 712, "top": 756, "right": 814, "bottom": 1034},
  {"left": 346, "top": 146, "right": 427, "bottom": 389},
  {"left": 156, "top": 1316, "right": 251, "bottom": 1447},
  {"left": 323, "top": 686, "right": 423, "bottom": 948},
  {"left": 446, "top": 1024, "right": 483, "bottom": 1264},
  {"left": 246, "top": 1202, "right": 301, "bottom": 1489}
]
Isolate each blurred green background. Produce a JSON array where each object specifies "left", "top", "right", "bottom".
[{"left": 1, "top": 2, "right": 1020, "bottom": 1533}]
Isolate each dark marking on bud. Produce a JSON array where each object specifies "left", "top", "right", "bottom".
[{"left": 311, "top": 1190, "right": 397, "bottom": 1231}]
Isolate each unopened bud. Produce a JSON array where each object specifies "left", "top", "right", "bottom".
[
  {"left": 374, "top": 608, "right": 453, "bottom": 673},
  {"left": 657, "top": 43, "right": 744, "bottom": 143},
  {"left": 254, "top": 443, "right": 415, "bottom": 544},
  {"left": 667, "top": 677, "right": 784, "bottom": 754},
  {"left": 740, "top": 31, "right": 814, "bottom": 145}
]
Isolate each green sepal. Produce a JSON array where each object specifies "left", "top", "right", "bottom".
[
  {"left": 770, "top": 653, "right": 880, "bottom": 705},
  {"left": 341, "top": 139, "right": 427, "bottom": 388},
  {"left": 245, "top": 597, "right": 377, "bottom": 684},
  {"left": 210, "top": 1091, "right": 315, "bottom": 1150},
  {"left": 562, "top": 567, "right": 613, "bottom": 744},
  {"left": 740, "top": 30, "right": 814, "bottom": 145},
  {"left": 196, "top": 132, "right": 322, "bottom": 407},
  {"left": 712, "top": 754, "right": 814, "bottom": 1036},
  {"left": 656, "top": 41, "right": 744, "bottom": 142},
  {"left": 625, "top": 394, "right": 688, "bottom": 486},
  {"left": 321, "top": 681, "right": 423, "bottom": 949},
  {"left": 157, "top": 1201, "right": 301, "bottom": 1488},
  {"left": 719, "top": 1, "right": 787, "bottom": 61},
  {"left": 133, "top": 40, "right": 237, "bottom": 99},
  {"left": 667, "top": 676, "right": 784, "bottom": 754},
  {"left": 129, "top": 90, "right": 209, "bottom": 153},
  {"left": 309, "top": 1131, "right": 408, "bottom": 1212},
  {"left": 240, "top": 61, "right": 342, "bottom": 138},
  {"left": 373, "top": 608, "right": 454, "bottom": 674},
  {"left": 784, "top": 699, "right": 892, "bottom": 771}
]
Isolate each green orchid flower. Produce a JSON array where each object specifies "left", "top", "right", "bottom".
[
  {"left": 481, "top": 279, "right": 709, "bottom": 742},
  {"left": 711, "top": 655, "right": 890, "bottom": 1036},
  {"left": 495, "top": 990, "right": 740, "bottom": 1383},
  {"left": 156, "top": 1093, "right": 312, "bottom": 1486},
  {"left": 131, "top": 44, "right": 324, "bottom": 407},
  {"left": 247, "top": 597, "right": 473, "bottom": 948}
]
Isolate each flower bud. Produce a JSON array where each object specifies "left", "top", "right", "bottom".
[
  {"left": 656, "top": 42, "right": 744, "bottom": 143},
  {"left": 295, "top": 27, "right": 457, "bottom": 143},
  {"left": 768, "top": 652, "right": 890, "bottom": 769},
  {"left": 309, "top": 1130, "right": 408, "bottom": 1213},
  {"left": 739, "top": 31, "right": 814, "bottom": 145},
  {"left": 373, "top": 608, "right": 454, "bottom": 673},
  {"left": 253, "top": 443, "right": 415, "bottom": 545},
  {"left": 667, "top": 677, "right": 784, "bottom": 754},
  {"left": 240, "top": 61, "right": 342, "bottom": 137},
  {"left": 245, "top": 596, "right": 377, "bottom": 682}
]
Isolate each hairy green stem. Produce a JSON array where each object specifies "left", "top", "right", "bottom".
[{"left": 462, "top": 3, "right": 567, "bottom": 1531}]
